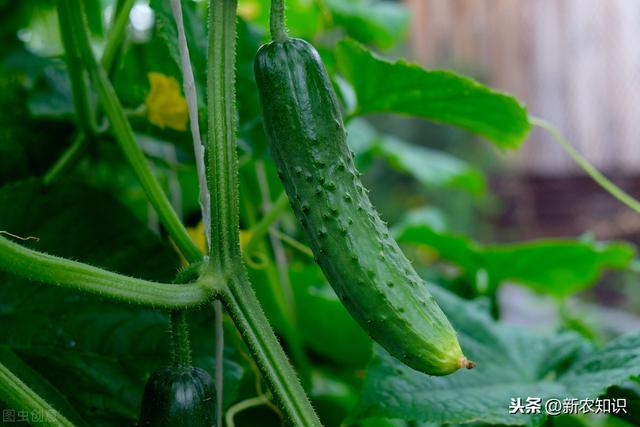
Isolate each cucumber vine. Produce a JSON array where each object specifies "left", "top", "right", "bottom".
[{"left": 0, "top": 0, "right": 322, "bottom": 425}]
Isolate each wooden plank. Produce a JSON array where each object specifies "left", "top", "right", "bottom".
[{"left": 404, "top": 0, "right": 640, "bottom": 175}]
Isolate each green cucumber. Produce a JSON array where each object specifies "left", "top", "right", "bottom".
[
  {"left": 254, "top": 37, "right": 473, "bottom": 376},
  {"left": 139, "top": 366, "right": 215, "bottom": 427}
]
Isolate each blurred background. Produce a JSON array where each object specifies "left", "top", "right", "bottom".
[{"left": 405, "top": 0, "right": 640, "bottom": 240}]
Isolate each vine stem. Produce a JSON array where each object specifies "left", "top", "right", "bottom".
[
  {"left": 56, "top": 0, "right": 97, "bottom": 136},
  {"left": 169, "top": 1, "right": 223, "bottom": 424},
  {"left": 221, "top": 278, "right": 321, "bottom": 426},
  {"left": 206, "top": 1, "right": 320, "bottom": 425},
  {"left": 207, "top": 0, "right": 241, "bottom": 270},
  {"left": 530, "top": 116, "right": 640, "bottom": 214},
  {"left": 0, "top": 235, "right": 219, "bottom": 308},
  {"left": 59, "top": 0, "right": 202, "bottom": 263},
  {"left": 170, "top": 311, "right": 193, "bottom": 367},
  {"left": 270, "top": 0, "right": 288, "bottom": 42},
  {"left": 225, "top": 395, "right": 270, "bottom": 427},
  {"left": 270, "top": 229, "right": 313, "bottom": 257},
  {"left": 0, "top": 362, "right": 75, "bottom": 427},
  {"left": 43, "top": 133, "right": 87, "bottom": 185},
  {"left": 101, "top": 0, "right": 136, "bottom": 74},
  {"left": 45, "top": 0, "right": 136, "bottom": 184}
]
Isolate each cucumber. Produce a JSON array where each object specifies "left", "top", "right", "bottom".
[
  {"left": 139, "top": 366, "right": 215, "bottom": 427},
  {"left": 254, "top": 38, "right": 473, "bottom": 375}
]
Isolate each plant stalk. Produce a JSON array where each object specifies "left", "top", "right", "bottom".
[
  {"left": 0, "top": 235, "right": 219, "bottom": 308},
  {"left": 530, "top": 116, "right": 640, "bottom": 215},
  {"left": 270, "top": 0, "right": 288, "bottom": 42},
  {"left": 0, "top": 362, "right": 76, "bottom": 427},
  {"left": 59, "top": 0, "right": 202, "bottom": 263},
  {"left": 102, "top": 0, "right": 135, "bottom": 75},
  {"left": 221, "top": 277, "right": 321, "bottom": 427},
  {"left": 206, "top": 0, "right": 320, "bottom": 424},
  {"left": 170, "top": 311, "right": 193, "bottom": 367}
]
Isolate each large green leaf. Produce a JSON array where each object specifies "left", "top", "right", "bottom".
[
  {"left": 0, "top": 180, "right": 244, "bottom": 425},
  {"left": 395, "top": 222, "right": 634, "bottom": 297},
  {"left": 335, "top": 39, "right": 530, "bottom": 148},
  {"left": 355, "top": 286, "right": 640, "bottom": 425},
  {"left": 323, "top": 0, "right": 409, "bottom": 50}
]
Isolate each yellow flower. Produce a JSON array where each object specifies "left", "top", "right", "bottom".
[
  {"left": 145, "top": 72, "right": 188, "bottom": 131},
  {"left": 187, "top": 221, "right": 207, "bottom": 255},
  {"left": 239, "top": 229, "right": 253, "bottom": 248},
  {"left": 182, "top": 221, "right": 253, "bottom": 265},
  {"left": 238, "top": 0, "right": 261, "bottom": 19}
]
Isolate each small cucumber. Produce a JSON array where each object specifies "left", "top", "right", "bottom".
[
  {"left": 139, "top": 366, "right": 215, "bottom": 427},
  {"left": 254, "top": 38, "right": 473, "bottom": 376}
]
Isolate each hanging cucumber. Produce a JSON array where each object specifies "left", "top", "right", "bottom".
[
  {"left": 139, "top": 366, "right": 215, "bottom": 427},
  {"left": 254, "top": 37, "right": 473, "bottom": 376}
]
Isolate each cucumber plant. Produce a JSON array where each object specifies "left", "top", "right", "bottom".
[{"left": 0, "top": 0, "right": 637, "bottom": 426}]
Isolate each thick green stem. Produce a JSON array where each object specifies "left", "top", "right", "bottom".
[
  {"left": 207, "top": 0, "right": 241, "bottom": 269},
  {"left": 270, "top": 0, "right": 288, "bottom": 42},
  {"left": 0, "top": 235, "right": 218, "bottom": 308},
  {"left": 222, "top": 277, "right": 321, "bottom": 427},
  {"left": 59, "top": 0, "right": 202, "bottom": 263},
  {"left": 206, "top": 1, "right": 320, "bottom": 424},
  {"left": 170, "top": 311, "right": 193, "bottom": 367},
  {"left": 0, "top": 362, "right": 76, "bottom": 427},
  {"left": 530, "top": 116, "right": 640, "bottom": 215}
]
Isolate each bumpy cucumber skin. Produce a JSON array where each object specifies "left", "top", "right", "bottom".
[
  {"left": 254, "top": 38, "right": 466, "bottom": 375},
  {"left": 139, "top": 366, "right": 215, "bottom": 427}
]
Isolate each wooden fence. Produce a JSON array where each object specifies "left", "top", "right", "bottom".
[{"left": 405, "top": 0, "right": 640, "bottom": 175}]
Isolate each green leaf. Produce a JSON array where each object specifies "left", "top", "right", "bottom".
[
  {"left": 291, "top": 264, "right": 372, "bottom": 367},
  {"left": 355, "top": 285, "right": 640, "bottom": 426},
  {"left": 346, "top": 119, "right": 485, "bottom": 195},
  {"left": 376, "top": 135, "right": 485, "bottom": 195},
  {"left": 335, "top": 39, "right": 530, "bottom": 148},
  {"left": 395, "top": 222, "right": 635, "bottom": 297},
  {"left": 0, "top": 180, "right": 244, "bottom": 425},
  {"left": 323, "top": 0, "right": 409, "bottom": 50}
]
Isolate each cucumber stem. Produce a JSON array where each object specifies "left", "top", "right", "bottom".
[
  {"left": 0, "top": 234, "right": 219, "bottom": 307},
  {"left": 530, "top": 116, "right": 640, "bottom": 215},
  {"left": 170, "top": 311, "right": 193, "bottom": 367},
  {"left": 270, "top": 0, "right": 288, "bottom": 42},
  {"left": 0, "top": 362, "right": 76, "bottom": 427}
]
